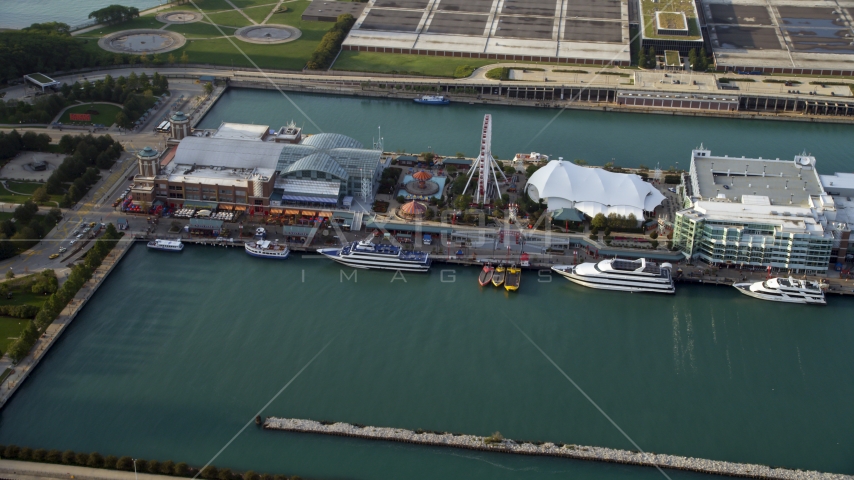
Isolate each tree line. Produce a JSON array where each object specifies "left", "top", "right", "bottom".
[
  {"left": 88, "top": 5, "right": 140, "bottom": 25},
  {"left": 0, "top": 444, "right": 303, "bottom": 480},
  {"left": 1, "top": 72, "right": 168, "bottom": 128},
  {"left": 0, "top": 130, "right": 53, "bottom": 160},
  {"left": 306, "top": 14, "right": 355, "bottom": 70},
  {"left": 6, "top": 224, "right": 121, "bottom": 362},
  {"left": 0, "top": 201, "right": 64, "bottom": 261},
  {"left": 590, "top": 212, "right": 641, "bottom": 234},
  {"left": 48, "top": 133, "right": 123, "bottom": 206},
  {"left": 0, "top": 21, "right": 188, "bottom": 85}
]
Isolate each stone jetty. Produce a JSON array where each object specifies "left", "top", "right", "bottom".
[{"left": 264, "top": 417, "right": 851, "bottom": 480}]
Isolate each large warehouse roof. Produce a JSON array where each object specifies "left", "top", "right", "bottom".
[
  {"left": 526, "top": 160, "right": 665, "bottom": 218},
  {"left": 174, "top": 136, "right": 285, "bottom": 170}
]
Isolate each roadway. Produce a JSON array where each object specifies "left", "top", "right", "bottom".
[{"left": 3, "top": 64, "right": 850, "bottom": 104}]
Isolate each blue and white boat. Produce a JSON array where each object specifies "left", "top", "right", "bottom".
[
  {"left": 318, "top": 238, "right": 431, "bottom": 272},
  {"left": 147, "top": 239, "right": 184, "bottom": 252},
  {"left": 413, "top": 95, "right": 450, "bottom": 105},
  {"left": 245, "top": 240, "right": 290, "bottom": 259}
]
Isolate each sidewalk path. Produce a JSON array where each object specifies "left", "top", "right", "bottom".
[{"left": 0, "top": 459, "right": 189, "bottom": 480}]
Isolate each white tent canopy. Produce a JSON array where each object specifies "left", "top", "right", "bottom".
[{"left": 526, "top": 160, "right": 665, "bottom": 219}]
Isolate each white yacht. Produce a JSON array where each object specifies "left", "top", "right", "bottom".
[
  {"left": 317, "top": 238, "right": 431, "bottom": 272},
  {"left": 733, "top": 277, "right": 826, "bottom": 305},
  {"left": 245, "top": 240, "right": 290, "bottom": 259},
  {"left": 552, "top": 258, "right": 674, "bottom": 294},
  {"left": 147, "top": 239, "right": 184, "bottom": 252}
]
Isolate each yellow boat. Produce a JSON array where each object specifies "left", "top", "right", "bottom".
[
  {"left": 504, "top": 265, "right": 521, "bottom": 291},
  {"left": 492, "top": 265, "right": 505, "bottom": 287}
]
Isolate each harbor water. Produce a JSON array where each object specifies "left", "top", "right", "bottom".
[
  {"left": 0, "top": 245, "right": 852, "bottom": 479},
  {"left": 0, "top": 0, "right": 161, "bottom": 29},
  {"left": 197, "top": 89, "right": 854, "bottom": 174}
]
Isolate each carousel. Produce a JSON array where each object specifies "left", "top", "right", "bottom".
[
  {"left": 398, "top": 200, "right": 428, "bottom": 220},
  {"left": 403, "top": 170, "right": 440, "bottom": 197}
]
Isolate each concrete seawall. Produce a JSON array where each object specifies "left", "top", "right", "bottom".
[{"left": 264, "top": 417, "right": 852, "bottom": 480}]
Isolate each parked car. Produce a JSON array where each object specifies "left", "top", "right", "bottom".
[
  {"left": 69, "top": 240, "right": 77, "bottom": 246},
  {"left": 58, "top": 247, "right": 67, "bottom": 253},
  {"left": 49, "top": 253, "right": 59, "bottom": 260},
  {"left": 76, "top": 234, "right": 83, "bottom": 239}
]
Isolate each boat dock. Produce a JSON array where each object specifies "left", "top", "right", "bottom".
[{"left": 264, "top": 417, "right": 850, "bottom": 480}]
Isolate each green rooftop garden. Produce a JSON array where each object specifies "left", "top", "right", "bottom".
[{"left": 640, "top": 0, "right": 702, "bottom": 40}]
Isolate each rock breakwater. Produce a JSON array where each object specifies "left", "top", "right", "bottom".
[{"left": 264, "top": 417, "right": 851, "bottom": 480}]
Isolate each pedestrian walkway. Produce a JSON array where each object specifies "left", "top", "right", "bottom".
[{"left": 0, "top": 459, "right": 188, "bottom": 480}]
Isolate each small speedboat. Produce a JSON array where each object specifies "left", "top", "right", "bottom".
[
  {"left": 504, "top": 265, "right": 521, "bottom": 292},
  {"left": 492, "top": 265, "right": 506, "bottom": 287},
  {"left": 478, "top": 264, "right": 494, "bottom": 286}
]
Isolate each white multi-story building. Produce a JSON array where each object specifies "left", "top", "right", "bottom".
[{"left": 673, "top": 147, "right": 849, "bottom": 274}]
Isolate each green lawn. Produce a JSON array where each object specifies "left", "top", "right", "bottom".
[
  {"left": 206, "top": 9, "right": 255, "bottom": 28},
  {"left": 90, "top": 0, "right": 333, "bottom": 71},
  {"left": 244, "top": 4, "right": 277, "bottom": 23},
  {"left": 0, "top": 317, "right": 30, "bottom": 356},
  {"left": 0, "top": 182, "right": 63, "bottom": 205},
  {"left": 231, "top": 0, "right": 279, "bottom": 9},
  {"left": 333, "top": 51, "right": 495, "bottom": 77},
  {"left": 57, "top": 103, "right": 122, "bottom": 126},
  {"left": 166, "top": 21, "right": 230, "bottom": 37},
  {"left": 84, "top": 16, "right": 166, "bottom": 36},
  {"left": 162, "top": 1, "right": 333, "bottom": 70}
]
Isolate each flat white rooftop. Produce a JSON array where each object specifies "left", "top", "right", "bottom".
[
  {"left": 213, "top": 122, "right": 271, "bottom": 141},
  {"left": 687, "top": 200, "right": 828, "bottom": 235},
  {"left": 690, "top": 149, "right": 825, "bottom": 207},
  {"left": 164, "top": 163, "right": 276, "bottom": 188}
]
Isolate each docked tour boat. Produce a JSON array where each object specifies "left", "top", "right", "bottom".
[
  {"left": 245, "top": 240, "right": 290, "bottom": 259},
  {"left": 492, "top": 265, "right": 506, "bottom": 287},
  {"left": 552, "top": 258, "right": 674, "bottom": 294},
  {"left": 478, "top": 264, "right": 494, "bottom": 286},
  {"left": 504, "top": 265, "right": 521, "bottom": 292},
  {"left": 733, "top": 277, "right": 826, "bottom": 305},
  {"left": 413, "top": 95, "right": 450, "bottom": 105},
  {"left": 147, "top": 239, "right": 184, "bottom": 252},
  {"left": 317, "top": 238, "right": 431, "bottom": 272}
]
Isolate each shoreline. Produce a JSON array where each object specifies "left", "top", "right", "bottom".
[{"left": 264, "top": 417, "right": 852, "bottom": 480}]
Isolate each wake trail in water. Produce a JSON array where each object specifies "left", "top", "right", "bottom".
[
  {"left": 686, "top": 311, "right": 696, "bottom": 373},
  {"left": 672, "top": 305, "right": 682, "bottom": 374}
]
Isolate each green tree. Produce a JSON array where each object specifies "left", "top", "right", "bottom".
[
  {"left": 5, "top": 270, "right": 14, "bottom": 280},
  {"left": 61, "top": 450, "right": 75, "bottom": 464},
  {"left": 87, "top": 452, "right": 104, "bottom": 468},
  {"left": 173, "top": 462, "right": 190, "bottom": 476},
  {"left": 32, "top": 448, "right": 47, "bottom": 462},
  {"left": 74, "top": 452, "right": 90, "bottom": 466},
  {"left": 32, "top": 187, "right": 49, "bottom": 204},
  {"left": 46, "top": 450, "right": 62, "bottom": 463},
  {"left": 573, "top": 158, "right": 588, "bottom": 165},
  {"left": 180, "top": 51, "right": 189, "bottom": 64},
  {"left": 104, "top": 455, "right": 118, "bottom": 469},
  {"left": 200, "top": 465, "right": 218, "bottom": 479},
  {"left": 217, "top": 468, "right": 232, "bottom": 480},
  {"left": 160, "top": 460, "right": 175, "bottom": 475},
  {"left": 203, "top": 82, "right": 214, "bottom": 95},
  {"left": 647, "top": 47, "right": 656, "bottom": 69},
  {"left": 591, "top": 213, "right": 607, "bottom": 230},
  {"left": 637, "top": 48, "right": 647, "bottom": 69},
  {"left": 4, "top": 445, "right": 20, "bottom": 459},
  {"left": 19, "top": 447, "right": 33, "bottom": 460},
  {"left": 116, "top": 456, "right": 133, "bottom": 470},
  {"left": 421, "top": 152, "right": 435, "bottom": 163},
  {"left": 243, "top": 471, "right": 259, "bottom": 480}
]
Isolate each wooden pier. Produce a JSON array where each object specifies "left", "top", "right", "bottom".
[{"left": 264, "top": 417, "right": 851, "bottom": 480}]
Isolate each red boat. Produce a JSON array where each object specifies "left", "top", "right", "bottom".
[{"left": 478, "top": 264, "right": 494, "bottom": 286}]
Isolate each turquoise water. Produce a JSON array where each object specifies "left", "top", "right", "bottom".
[
  {"left": 198, "top": 89, "right": 854, "bottom": 175},
  {"left": 0, "top": 0, "right": 161, "bottom": 29},
  {"left": 398, "top": 174, "right": 446, "bottom": 200},
  {"left": 1, "top": 244, "right": 852, "bottom": 479}
]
